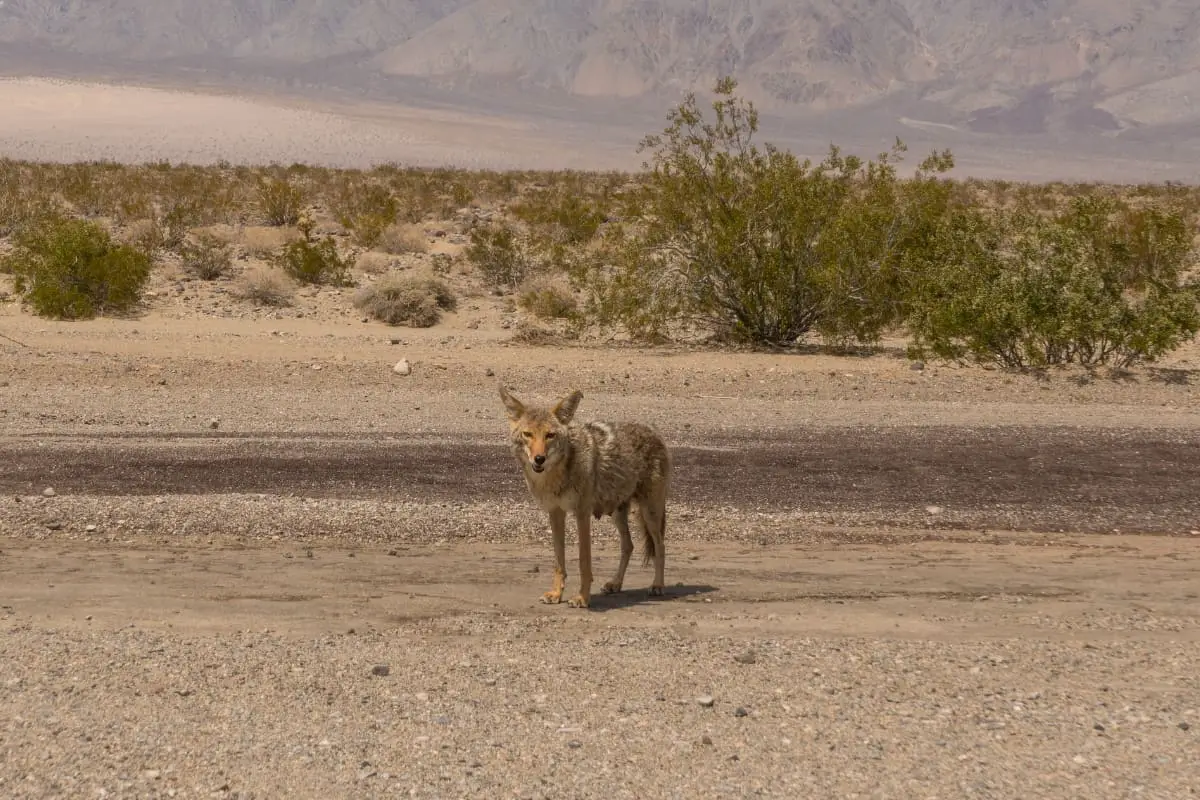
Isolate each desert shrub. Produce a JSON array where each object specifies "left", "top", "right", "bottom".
[
  {"left": 4, "top": 215, "right": 152, "bottom": 319},
  {"left": 257, "top": 178, "right": 305, "bottom": 226},
  {"left": 156, "top": 197, "right": 206, "bottom": 250},
  {"left": 241, "top": 226, "right": 296, "bottom": 258},
  {"left": 906, "top": 196, "right": 1200, "bottom": 368},
  {"left": 464, "top": 222, "right": 535, "bottom": 291},
  {"left": 333, "top": 183, "right": 399, "bottom": 248},
  {"left": 353, "top": 275, "right": 457, "bottom": 327},
  {"left": 234, "top": 266, "right": 296, "bottom": 307},
  {"left": 356, "top": 252, "right": 394, "bottom": 275},
  {"left": 518, "top": 277, "right": 579, "bottom": 320},
  {"left": 571, "top": 77, "right": 954, "bottom": 346},
  {"left": 275, "top": 217, "right": 352, "bottom": 286},
  {"left": 511, "top": 189, "right": 607, "bottom": 245},
  {"left": 179, "top": 233, "right": 234, "bottom": 280},
  {"left": 377, "top": 223, "right": 428, "bottom": 255}
]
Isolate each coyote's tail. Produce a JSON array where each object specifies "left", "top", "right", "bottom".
[{"left": 641, "top": 508, "right": 664, "bottom": 567}]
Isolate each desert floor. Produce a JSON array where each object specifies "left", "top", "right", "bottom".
[{"left": 2, "top": 251, "right": 1199, "bottom": 799}]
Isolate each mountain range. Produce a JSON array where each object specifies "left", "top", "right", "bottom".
[{"left": 2, "top": 1, "right": 1199, "bottom": 169}]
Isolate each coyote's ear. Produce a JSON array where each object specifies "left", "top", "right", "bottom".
[
  {"left": 552, "top": 389, "right": 583, "bottom": 424},
  {"left": 498, "top": 385, "right": 525, "bottom": 421}
]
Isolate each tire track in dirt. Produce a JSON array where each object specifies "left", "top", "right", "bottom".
[{"left": 3, "top": 426, "right": 1198, "bottom": 534}]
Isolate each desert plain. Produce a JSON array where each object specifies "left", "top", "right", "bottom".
[{"left": 1, "top": 77, "right": 1199, "bottom": 800}]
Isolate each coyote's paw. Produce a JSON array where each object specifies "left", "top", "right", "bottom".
[
  {"left": 648, "top": 584, "right": 665, "bottom": 597},
  {"left": 601, "top": 581, "right": 622, "bottom": 595},
  {"left": 567, "top": 593, "right": 590, "bottom": 608},
  {"left": 541, "top": 590, "right": 564, "bottom": 605}
]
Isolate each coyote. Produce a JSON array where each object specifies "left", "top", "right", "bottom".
[{"left": 499, "top": 386, "right": 671, "bottom": 609}]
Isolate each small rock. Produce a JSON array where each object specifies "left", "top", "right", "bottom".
[
  {"left": 389, "top": 337, "right": 402, "bottom": 345},
  {"left": 734, "top": 707, "right": 750, "bottom": 718},
  {"left": 1094, "top": 723, "right": 1105, "bottom": 732},
  {"left": 697, "top": 695, "right": 715, "bottom": 708},
  {"left": 529, "top": 564, "right": 540, "bottom": 574},
  {"left": 208, "top": 418, "right": 220, "bottom": 430},
  {"left": 567, "top": 740, "right": 582, "bottom": 749},
  {"left": 393, "top": 359, "right": 412, "bottom": 376},
  {"left": 733, "top": 650, "right": 757, "bottom": 665},
  {"left": 42, "top": 487, "right": 56, "bottom": 497},
  {"left": 700, "top": 734, "right": 713, "bottom": 745},
  {"left": 925, "top": 505, "right": 943, "bottom": 515},
  {"left": 1181, "top": 722, "right": 1191, "bottom": 731},
  {"left": 46, "top": 521, "right": 63, "bottom": 531},
  {"left": 910, "top": 361, "right": 926, "bottom": 371},
  {"left": 310, "top": 364, "right": 322, "bottom": 371},
  {"left": 485, "top": 368, "right": 495, "bottom": 377},
  {"left": 371, "top": 665, "right": 390, "bottom": 677},
  {"left": 85, "top": 524, "right": 97, "bottom": 533}
]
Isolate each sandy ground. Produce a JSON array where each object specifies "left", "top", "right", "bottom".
[
  {"left": 2, "top": 75, "right": 1199, "bottom": 182},
  {"left": 2, "top": 266, "right": 1200, "bottom": 798}
]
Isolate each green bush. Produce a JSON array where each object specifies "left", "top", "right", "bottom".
[
  {"left": 906, "top": 196, "right": 1200, "bottom": 368},
  {"left": 258, "top": 178, "right": 305, "bottom": 226},
  {"left": 465, "top": 222, "right": 534, "bottom": 292},
  {"left": 275, "top": 218, "right": 352, "bottom": 286},
  {"left": 4, "top": 216, "right": 152, "bottom": 319},
  {"left": 353, "top": 275, "right": 457, "bottom": 327},
  {"left": 333, "top": 183, "right": 399, "bottom": 248},
  {"left": 571, "top": 77, "right": 954, "bottom": 346},
  {"left": 179, "top": 233, "right": 234, "bottom": 280}
]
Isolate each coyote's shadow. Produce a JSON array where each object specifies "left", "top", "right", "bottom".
[{"left": 584, "top": 583, "right": 719, "bottom": 612}]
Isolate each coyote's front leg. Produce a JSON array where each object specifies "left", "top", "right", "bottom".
[
  {"left": 568, "top": 511, "right": 593, "bottom": 608},
  {"left": 542, "top": 508, "right": 567, "bottom": 604}
]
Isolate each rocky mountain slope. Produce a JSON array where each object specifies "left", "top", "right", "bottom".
[{"left": 2, "top": 0, "right": 1198, "bottom": 138}]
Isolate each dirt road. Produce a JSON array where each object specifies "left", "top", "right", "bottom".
[{"left": 2, "top": 315, "right": 1199, "bottom": 798}]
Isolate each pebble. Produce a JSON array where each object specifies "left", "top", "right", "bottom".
[
  {"left": 910, "top": 361, "right": 926, "bottom": 371},
  {"left": 567, "top": 740, "right": 582, "bottom": 749},
  {"left": 1181, "top": 722, "right": 1191, "bottom": 731},
  {"left": 733, "top": 650, "right": 757, "bottom": 665},
  {"left": 208, "top": 418, "right": 220, "bottom": 430},
  {"left": 697, "top": 695, "right": 715, "bottom": 708},
  {"left": 42, "top": 487, "right": 56, "bottom": 497},
  {"left": 371, "top": 665, "right": 391, "bottom": 677},
  {"left": 85, "top": 524, "right": 97, "bottom": 533},
  {"left": 734, "top": 707, "right": 750, "bottom": 718},
  {"left": 925, "top": 505, "right": 943, "bottom": 515},
  {"left": 393, "top": 359, "right": 412, "bottom": 376},
  {"left": 485, "top": 368, "right": 495, "bottom": 377},
  {"left": 700, "top": 734, "right": 713, "bottom": 745}
]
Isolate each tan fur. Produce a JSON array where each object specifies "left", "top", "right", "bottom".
[{"left": 499, "top": 385, "right": 671, "bottom": 608}]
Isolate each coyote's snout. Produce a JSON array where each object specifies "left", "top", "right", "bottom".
[{"left": 499, "top": 385, "right": 671, "bottom": 609}]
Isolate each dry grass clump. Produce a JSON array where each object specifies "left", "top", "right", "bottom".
[
  {"left": 376, "top": 223, "right": 429, "bottom": 255},
  {"left": 353, "top": 275, "right": 457, "bottom": 328},
  {"left": 518, "top": 276, "right": 578, "bottom": 320},
  {"left": 233, "top": 266, "right": 296, "bottom": 307},
  {"left": 356, "top": 252, "right": 394, "bottom": 275},
  {"left": 241, "top": 226, "right": 297, "bottom": 258}
]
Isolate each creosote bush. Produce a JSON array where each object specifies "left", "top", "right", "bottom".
[
  {"left": 353, "top": 275, "right": 457, "bottom": 327},
  {"left": 258, "top": 178, "right": 305, "bottom": 226},
  {"left": 573, "top": 77, "right": 954, "bottom": 346},
  {"left": 906, "top": 196, "right": 1200, "bottom": 368},
  {"left": 179, "top": 233, "right": 234, "bottom": 280},
  {"left": 275, "top": 215, "right": 353, "bottom": 286},
  {"left": 465, "top": 222, "right": 535, "bottom": 292},
  {"left": 3, "top": 215, "right": 152, "bottom": 319}
]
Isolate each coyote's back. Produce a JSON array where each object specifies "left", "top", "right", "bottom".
[{"left": 499, "top": 386, "right": 671, "bottom": 608}]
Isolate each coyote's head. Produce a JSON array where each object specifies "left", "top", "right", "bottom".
[{"left": 498, "top": 386, "right": 583, "bottom": 474}]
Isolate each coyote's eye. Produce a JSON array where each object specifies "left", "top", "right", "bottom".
[
  {"left": 521, "top": 431, "right": 533, "bottom": 439},
  {"left": 545, "top": 432, "right": 556, "bottom": 440}
]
